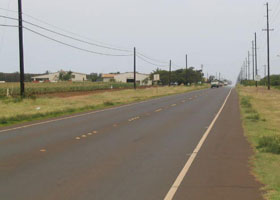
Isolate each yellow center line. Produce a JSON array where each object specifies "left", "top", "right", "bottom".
[
  {"left": 92, "top": 131, "right": 98, "bottom": 134},
  {"left": 171, "top": 104, "right": 177, "bottom": 107},
  {"left": 155, "top": 108, "right": 163, "bottom": 112},
  {"left": 81, "top": 135, "right": 87, "bottom": 138},
  {"left": 75, "top": 137, "right": 81, "bottom": 140},
  {"left": 87, "top": 132, "right": 93, "bottom": 136},
  {"left": 128, "top": 116, "right": 140, "bottom": 122},
  {"left": 40, "top": 149, "right": 47, "bottom": 152}
]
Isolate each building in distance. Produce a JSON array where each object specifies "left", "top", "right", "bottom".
[
  {"left": 32, "top": 71, "right": 87, "bottom": 82},
  {"left": 102, "top": 72, "right": 152, "bottom": 86}
]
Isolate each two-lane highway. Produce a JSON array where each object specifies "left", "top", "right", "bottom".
[{"left": 0, "top": 87, "right": 233, "bottom": 199}]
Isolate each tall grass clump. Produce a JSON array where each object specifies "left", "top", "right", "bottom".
[{"left": 257, "top": 135, "right": 280, "bottom": 154}]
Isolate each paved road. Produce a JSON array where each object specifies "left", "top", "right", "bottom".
[{"left": 0, "top": 87, "right": 263, "bottom": 200}]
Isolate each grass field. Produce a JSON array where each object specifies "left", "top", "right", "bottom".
[
  {"left": 238, "top": 86, "right": 280, "bottom": 200},
  {"left": 0, "top": 82, "right": 134, "bottom": 97},
  {"left": 0, "top": 85, "right": 208, "bottom": 127}
]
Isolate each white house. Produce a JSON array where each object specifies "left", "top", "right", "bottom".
[
  {"left": 102, "top": 72, "right": 152, "bottom": 85},
  {"left": 32, "top": 71, "right": 87, "bottom": 82}
]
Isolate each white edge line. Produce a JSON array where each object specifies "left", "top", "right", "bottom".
[
  {"left": 163, "top": 88, "right": 232, "bottom": 200},
  {"left": 0, "top": 88, "right": 209, "bottom": 134}
]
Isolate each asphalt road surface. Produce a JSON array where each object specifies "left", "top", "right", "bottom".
[{"left": 0, "top": 87, "right": 263, "bottom": 200}]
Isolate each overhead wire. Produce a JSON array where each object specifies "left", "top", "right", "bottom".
[
  {"left": 24, "top": 27, "right": 133, "bottom": 57},
  {"left": 0, "top": 15, "right": 132, "bottom": 53},
  {"left": 136, "top": 51, "right": 169, "bottom": 64},
  {"left": 0, "top": 7, "right": 132, "bottom": 52}
]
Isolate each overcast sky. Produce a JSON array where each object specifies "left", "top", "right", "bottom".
[{"left": 0, "top": 0, "right": 280, "bottom": 82}]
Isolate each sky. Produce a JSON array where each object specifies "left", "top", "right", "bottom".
[{"left": 0, "top": 0, "right": 280, "bottom": 83}]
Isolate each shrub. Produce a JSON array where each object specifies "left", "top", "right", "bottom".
[
  {"left": 241, "top": 96, "right": 252, "bottom": 108},
  {"left": 257, "top": 135, "right": 280, "bottom": 154},
  {"left": 103, "top": 101, "right": 114, "bottom": 106}
]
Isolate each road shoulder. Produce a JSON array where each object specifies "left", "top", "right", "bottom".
[{"left": 173, "top": 88, "right": 264, "bottom": 200}]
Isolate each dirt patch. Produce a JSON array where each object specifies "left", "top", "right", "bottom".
[{"left": 37, "top": 86, "right": 156, "bottom": 98}]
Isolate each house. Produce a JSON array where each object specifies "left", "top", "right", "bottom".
[
  {"left": 32, "top": 71, "right": 87, "bottom": 82},
  {"left": 102, "top": 72, "right": 152, "bottom": 86},
  {"left": 102, "top": 74, "right": 116, "bottom": 82}
]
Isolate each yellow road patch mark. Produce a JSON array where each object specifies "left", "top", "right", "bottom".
[
  {"left": 128, "top": 116, "right": 140, "bottom": 122},
  {"left": 75, "top": 137, "right": 81, "bottom": 140},
  {"left": 40, "top": 149, "right": 47, "bottom": 152},
  {"left": 155, "top": 108, "right": 163, "bottom": 112}
]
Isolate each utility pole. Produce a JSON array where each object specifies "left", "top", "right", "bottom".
[
  {"left": 252, "top": 40, "right": 255, "bottom": 81},
  {"left": 264, "top": 65, "right": 267, "bottom": 78},
  {"left": 255, "top": 32, "right": 258, "bottom": 87},
  {"left": 265, "top": 2, "right": 271, "bottom": 90},
  {"left": 245, "top": 58, "right": 248, "bottom": 80},
  {"left": 18, "top": 0, "right": 25, "bottom": 97},
  {"left": 134, "top": 47, "right": 136, "bottom": 89},
  {"left": 185, "top": 54, "right": 188, "bottom": 85},
  {"left": 248, "top": 51, "right": 250, "bottom": 80},
  {"left": 219, "top": 72, "right": 221, "bottom": 81},
  {"left": 169, "top": 60, "right": 171, "bottom": 86}
]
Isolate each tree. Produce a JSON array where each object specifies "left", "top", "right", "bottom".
[
  {"left": 150, "top": 67, "right": 204, "bottom": 85},
  {"left": 59, "top": 71, "right": 72, "bottom": 81}
]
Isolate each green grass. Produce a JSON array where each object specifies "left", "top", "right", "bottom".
[
  {"left": 0, "top": 85, "right": 208, "bottom": 127},
  {"left": 238, "top": 86, "right": 280, "bottom": 200}
]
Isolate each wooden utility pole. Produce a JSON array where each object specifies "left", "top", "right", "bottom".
[
  {"left": 255, "top": 32, "right": 258, "bottom": 87},
  {"left": 18, "top": 0, "right": 25, "bottom": 97},
  {"left": 185, "top": 54, "right": 188, "bottom": 85},
  {"left": 265, "top": 2, "right": 271, "bottom": 90},
  {"left": 252, "top": 40, "right": 255, "bottom": 81},
  {"left": 169, "top": 60, "right": 171, "bottom": 86},
  {"left": 134, "top": 47, "right": 136, "bottom": 89}
]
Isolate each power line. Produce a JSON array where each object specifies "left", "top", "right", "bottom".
[
  {"left": 0, "top": 24, "right": 17, "bottom": 27},
  {"left": 136, "top": 55, "right": 169, "bottom": 68},
  {"left": 0, "top": 7, "right": 132, "bottom": 51},
  {"left": 136, "top": 51, "right": 168, "bottom": 64},
  {"left": 24, "top": 27, "right": 133, "bottom": 57},
  {"left": 0, "top": 15, "right": 132, "bottom": 53}
]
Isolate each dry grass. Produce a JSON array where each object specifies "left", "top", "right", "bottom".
[
  {"left": 238, "top": 86, "right": 280, "bottom": 200},
  {"left": 0, "top": 85, "right": 207, "bottom": 126}
]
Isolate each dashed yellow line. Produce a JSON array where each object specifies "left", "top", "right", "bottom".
[
  {"left": 128, "top": 116, "right": 140, "bottom": 122},
  {"left": 40, "top": 149, "right": 47, "bottom": 152},
  {"left": 155, "top": 108, "right": 163, "bottom": 112},
  {"left": 92, "top": 131, "right": 98, "bottom": 134},
  {"left": 181, "top": 100, "right": 186, "bottom": 103},
  {"left": 88, "top": 132, "right": 93, "bottom": 136},
  {"left": 171, "top": 104, "right": 177, "bottom": 107},
  {"left": 81, "top": 134, "right": 87, "bottom": 138},
  {"left": 75, "top": 136, "right": 81, "bottom": 140}
]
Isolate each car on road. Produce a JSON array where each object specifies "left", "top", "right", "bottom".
[{"left": 211, "top": 80, "right": 219, "bottom": 88}]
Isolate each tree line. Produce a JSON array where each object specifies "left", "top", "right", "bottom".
[{"left": 150, "top": 67, "right": 204, "bottom": 85}]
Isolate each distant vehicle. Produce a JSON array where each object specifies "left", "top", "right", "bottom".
[{"left": 211, "top": 81, "right": 219, "bottom": 88}]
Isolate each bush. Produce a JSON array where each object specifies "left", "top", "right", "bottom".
[
  {"left": 241, "top": 96, "right": 252, "bottom": 108},
  {"left": 103, "top": 101, "right": 114, "bottom": 106},
  {"left": 257, "top": 135, "right": 280, "bottom": 154}
]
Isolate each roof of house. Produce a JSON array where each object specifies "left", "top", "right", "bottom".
[
  {"left": 32, "top": 71, "right": 87, "bottom": 79},
  {"left": 102, "top": 74, "right": 116, "bottom": 78}
]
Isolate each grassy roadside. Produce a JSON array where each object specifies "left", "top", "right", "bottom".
[
  {"left": 238, "top": 86, "right": 280, "bottom": 200},
  {"left": 0, "top": 85, "right": 208, "bottom": 127}
]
